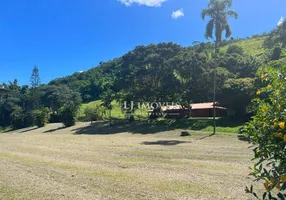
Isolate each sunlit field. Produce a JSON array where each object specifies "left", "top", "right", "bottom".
[{"left": 0, "top": 122, "right": 263, "bottom": 200}]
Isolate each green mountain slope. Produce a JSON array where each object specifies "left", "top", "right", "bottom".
[{"left": 220, "top": 36, "right": 267, "bottom": 57}]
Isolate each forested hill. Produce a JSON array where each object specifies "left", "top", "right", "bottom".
[{"left": 49, "top": 34, "right": 267, "bottom": 104}]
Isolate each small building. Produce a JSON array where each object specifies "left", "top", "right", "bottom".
[
  {"left": 191, "top": 102, "right": 227, "bottom": 118},
  {"left": 159, "top": 102, "right": 227, "bottom": 118}
]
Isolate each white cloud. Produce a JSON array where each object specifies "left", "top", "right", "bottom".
[
  {"left": 172, "top": 9, "right": 184, "bottom": 19},
  {"left": 118, "top": 0, "right": 167, "bottom": 7},
  {"left": 278, "top": 17, "right": 284, "bottom": 26}
]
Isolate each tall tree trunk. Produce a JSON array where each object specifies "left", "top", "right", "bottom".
[{"left": 213, "top": 41, "right": 218, "bottom": 135}]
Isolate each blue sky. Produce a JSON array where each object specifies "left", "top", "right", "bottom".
[{"left": 0, "top": 0, "right": 285, "bottom": 85}]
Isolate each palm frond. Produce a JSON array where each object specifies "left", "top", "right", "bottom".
[
  {"left": 205, "top": 19, "right": 214, "bottom": 39},
  {"left": 224, "top": 24, "right": 232, "bottom": 38},
  {"left": 201, "top": 8, "right": 216, "bottom": 20},
  {"left": 202, "top": 0, "right": 237, "bottom": 43},
  {"left": 201, "top": 9, "right": 210, "bottom": 20},
  {"left": 201, "top": 9, "right": 207, "bottom": 20},
  {"left": 227, "top": 10, "right": 238, "bottom": 19}
]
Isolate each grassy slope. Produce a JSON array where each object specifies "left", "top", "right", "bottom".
[
  {"left": 78, "top": 100, "right": 125, "bottom": 119},
  {"left": 79, "top": 100, "right": 149, "bottom": 120},
  {"left": 220, "top": 36, "right": 267, "bottom": 57}
]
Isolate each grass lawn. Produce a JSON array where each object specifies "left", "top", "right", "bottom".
[
  {"left": 79, "top": 100, "right": 131, "bottom": 120},
  {"left": 200, "top": 125, "right": 241, "bottom": 133},
  {"left": 0, "top": 122, "right": 263, "bottom": 200}
]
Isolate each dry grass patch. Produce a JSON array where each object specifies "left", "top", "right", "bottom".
[{"left": 0, "top": 123, "right": 263, "bottom": 199}]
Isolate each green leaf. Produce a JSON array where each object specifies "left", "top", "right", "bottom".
[{"left": 277, "top": 193, "right": 285, "bottom": 200}]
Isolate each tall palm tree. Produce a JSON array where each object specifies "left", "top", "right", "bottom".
[{"left": 201, "top": 0, "right": 238, "bottom": 134}]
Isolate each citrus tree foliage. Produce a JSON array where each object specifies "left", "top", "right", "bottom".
[{"left": 244, "top": 63, "right": 286, "bottom": 199}]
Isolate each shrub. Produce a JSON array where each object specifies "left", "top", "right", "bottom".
[
  {"left": 243, "top": 65, "right": 286, "bottom": 199},
  {"left": 58, "top": 104, "right": 79, "bottom": 127},
  {"left": 84, "top": 105, "right": 105, "bottom": 122},
  {"left": 226, "top": 45, "right": 244, "bottom": 55},
  {"left": 32, "top": 107, "right": 51, "bottom": 127}
]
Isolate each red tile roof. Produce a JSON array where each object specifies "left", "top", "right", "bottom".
[{"left": 161, "top": 102, "right": 226, "bottom": 111}]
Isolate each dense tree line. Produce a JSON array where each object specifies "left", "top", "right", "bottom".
[{"left": 0, "top": 67, "right": 82, "bottom": 128}]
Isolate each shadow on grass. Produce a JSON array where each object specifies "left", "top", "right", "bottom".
[
  {"left": 20, "top": 127, "right": 39, "bottom": 133},
  {"left": 0, "top": 129, "right": 14, "bottom": 134},
  {"left": 1, "top": 126, "right": 38, "bottom": 134},
  {"left": 195, "top": 133, "right": 215, "bottom": 141},
  {"left": 152, "top": 118, "right": 245, "bottom": 132},
  {"left": 141, "top": 140, "right": 190, "bottom": 146},
  {"left": 72, "top": 121, "right": 174, "bottom": 135},
  {"left": 72, "top": 117, "right": 244, "bottom": 135},
  {"left": 44, "top": 126, "right": 67, "bottom": 133}
]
